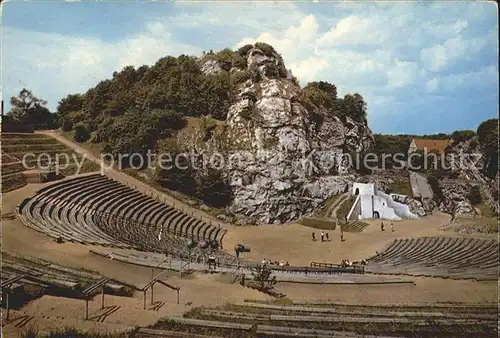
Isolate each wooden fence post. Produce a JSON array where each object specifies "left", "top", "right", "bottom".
[
  {"left": 151, "top": 283, "right": 154, "bottom": 305},
  {"left": 180, "top": 256, "right": 183, "bottom": 277},
  {"left": 85, "top": 298, "right": 89, "bottom": 320},
  {"left": 101, "top": 286, "right": 105, "bottom": 309},
  {"left": 5, "top": 291, "right": 9, "bottom": 321}
]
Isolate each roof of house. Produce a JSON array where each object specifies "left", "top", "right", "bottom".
[{"left": 411, "top": 138, "right": 451, "bottom": 152}]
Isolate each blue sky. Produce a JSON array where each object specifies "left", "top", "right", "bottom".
[{"left": 1, "top": 1, "right": 498, "bottom": 134}]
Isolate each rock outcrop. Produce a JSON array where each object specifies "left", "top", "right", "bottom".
[
  {"left": 436, "top": 138, "right": 497, "bottom": 232},
  {"left": 390, "top": 194, "right": 427, "bottom": 217},
  {"left": 453, "top": 200, "right": 477, "bottom": 217},
  {"left": 198, "top": 45, "right": 374, "bottom": 224},
  {"left": 200, "top": 59, "right": 224, "bottom": 75}
]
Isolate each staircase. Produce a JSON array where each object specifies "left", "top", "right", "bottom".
[{"left": 342, "top": 220, "right": 369, "bottom": 233}]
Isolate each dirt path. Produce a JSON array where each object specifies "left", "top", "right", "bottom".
[{"left": 325, "top": 193, "right": 349, "bottom": 219}]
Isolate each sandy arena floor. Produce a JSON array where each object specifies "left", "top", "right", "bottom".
[{"left": 1, "top": 180, "right": 498, "bottom": 337}]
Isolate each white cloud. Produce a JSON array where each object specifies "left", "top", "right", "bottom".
[
  {"left": 386, "top": 60, "right": 419, "bottom": 89},
  {"left": 420, "top": 35, "right": 489, "bottom": 72},
  {"left": 422, "top": 19, "right": 469, "bottom": 39},
  {"left": 289, "top": 58, "right": 329, "bottom": 84},
  {"left": 425, "top": 78, "right": 440, "bottom": 92},
  {"left": 318, "top": 15, "right": 389, "bottom": 46},
  {"left": 3, "top": 25, "right": 200, "bottom": 109},
  {"left": 439, "top": 66, "right": 498, "bottom": 91},
  {"left": 235, "top": 14, "right": 320, "bottom": 63}
]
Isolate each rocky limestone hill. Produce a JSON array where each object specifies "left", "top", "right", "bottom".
[
  {"left": 434, "top": 136, "right": 498, "bottom": 217},
  {"left": 193, "top": 45, "right": 374, "bottom": 224}
]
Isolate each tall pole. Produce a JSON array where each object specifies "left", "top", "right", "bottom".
[
  {"left": 101, "top": 286, "right": 105, "bottom": 309},
  {"left": 6, "top": 291, "right": 9, "bottom": 321},
  {"left": 151, "top": 283, "right": 154, "bottom": 305},
  {"left": 143, "top": 290, "right": 146, "bottom": 310},
  {"left": 85, "top": 298, "right": 89, "bottom": 320}
]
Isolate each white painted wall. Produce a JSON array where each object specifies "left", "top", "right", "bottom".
[
  {"left": 377, "top": 190, "right": 418, "bottom": 220},
  {"left": 373, "top": 195, "right": 402, "bottom": 220},
  {"left": 352, "top": 183, "right": 375, "bottom": 196},
  {"left": 347, "top": 182, "right": 419, "bottom": 221},
  {"left": 358, "top": 195, "right": 373, "bottom": 219}
]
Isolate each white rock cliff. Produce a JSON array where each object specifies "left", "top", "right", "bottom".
[{"left": 217, "top": 46, "right": 374, "bottom": 224}]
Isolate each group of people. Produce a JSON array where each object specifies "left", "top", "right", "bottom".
[
  {"left": 340, "top": 259, "right": 367, "bottom": 268},
  {"left": 312, "top": 229, "right": 345, "bottom": 242},
  {"left": 312, "top": 231, "right": 331, "bottom": 242},
  {"left": 262, "top": 258, "right": 289, "bottom": 267},
  {"left": 380, "top": 221, "right": 395, "bottom": 232}
]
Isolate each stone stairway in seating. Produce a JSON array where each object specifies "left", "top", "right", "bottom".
[
  {"left": 365, "top": 237, "right": 498, "bottom": 280},
  {"left": 17, "top": 174, "right": 227, "bottom": 257},
  {"left": 342, "top": 220, "right": 369, "bottom": 232}
]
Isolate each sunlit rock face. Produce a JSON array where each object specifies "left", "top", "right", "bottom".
[{"left": 216, "top": 45, "right": 374, "bottom": 224}]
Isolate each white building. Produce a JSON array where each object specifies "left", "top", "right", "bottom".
[{"left": 347, "top": 183, "right": 418, "bottom": 221}]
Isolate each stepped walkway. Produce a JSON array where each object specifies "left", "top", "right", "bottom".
[
  {"left": 90, "top": 248, "right": 412, "bottom": 285},
  {"left": 409, "top": 172, "right": 433, "bottom": 199}
]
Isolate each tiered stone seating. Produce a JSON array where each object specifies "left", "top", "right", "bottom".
[
  {"left": 365, "top": 237, "right": 499, "bottom": 280},
  {"left": 18, "top": 174, "right": 227, "bottom": 257},
  {"left": 2, "top": 252, "right": 129, "bottom": 298},
  {"left": 140, "top": 301, "right": 497, "bottom": 337}
]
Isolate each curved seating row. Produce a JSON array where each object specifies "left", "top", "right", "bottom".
[
  {"left": 18, "top": 174, "right": 227, "bottom": 255},
  {"left": 365, "top": 236, "right": 498, "bottom": 280}
]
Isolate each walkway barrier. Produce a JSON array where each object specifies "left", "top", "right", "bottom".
[{"left": 309, "top": 261, "right": 365, "bottom": 274}]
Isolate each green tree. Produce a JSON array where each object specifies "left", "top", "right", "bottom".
[
  {"left": 254, "top": 42, "right": 277, "bottom": 56},
  {"left": 251, "top": 264, "right": 277, "bottom": 291},
  {"left": 200, "top": 73, "right": 232, "bottom": 119},
  {"left": 468, "top": 185, "right": 482, "bottom": 205},
  {"left": 155, "top": 139, "right": 197, "bottom": 195},
  {"left": 74, "top": 123, "right": 90, "bottom": 143},
  {"left": 237, "top": 44, "right": 254, "bottom": 57},
  {"left": 8, "top": 88, "right": 56, "bottom": 129},
  {"left": 195, "top": 168, "right": 233, "bottom": 208},
  {"left": 56, "top": 94, "right": 83, "bottom": 116},
  {"left": 303, "top": 81, "right": 337, "bottom": 111},
  {"left": 451, "top": 130, "right": 475, "bottom": 143},
  {"left": 427, "top": 175, "right": 444, "bottom": 202},
  {"left": 477, "top": 118, "right": 499, "bottom": 178},
  {"left": 344, "top": 93, "right": 367, "bottom": 122}
]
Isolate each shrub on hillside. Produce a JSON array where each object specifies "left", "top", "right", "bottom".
[
  {"left": 468, "top": 185, "right": 482, "bottom": 205},
  {"left": 427, "top": 175, "right": 444, "bottom": 202},
  {"left": 451, "top": 130, "right": 475, "bottom": 143},
  {"left": 73, "top": 124, "right": 90, "bottom": 143}
]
